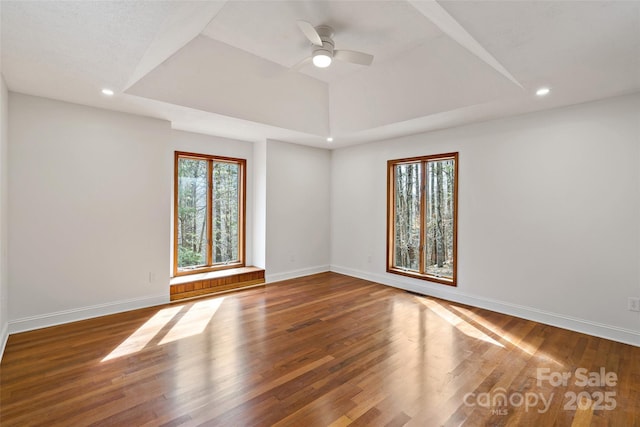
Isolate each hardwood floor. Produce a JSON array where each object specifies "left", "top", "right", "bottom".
[{"left": 1, "top": 272, "right": 638, "bottom": 426}]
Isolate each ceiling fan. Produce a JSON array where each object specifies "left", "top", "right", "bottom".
[{"left": 293, "top": 21, "right": 374, "bottom": 70}]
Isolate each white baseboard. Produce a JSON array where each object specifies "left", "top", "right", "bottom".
[
  {"left": 0, "top": 321, "right": 8, "bottom": 362},
  {"left": 4, "top": 266, "right": 324, "bottom": 337},
  {"left": 8, "top": 294, "right": 169, "bottom": 335},
  {"left": 266, "top": 265, "right": 330, "bottom": 284},
  {"left": 330, "top": 265, "right": 640, "bottom": 347},
  {"left": 6, "top": 268, "right": 637, "bottom": 348}
]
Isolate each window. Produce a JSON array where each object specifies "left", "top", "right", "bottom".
[
  {"left": 387, "top": 152, "right": 458, "bottom": 285},
  {"left": 174, "top": 151, "right": 246, "bottom": 276}
]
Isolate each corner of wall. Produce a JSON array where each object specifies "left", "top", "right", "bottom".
[
  {"left": 0, "top": 73, "right": 9, "bottom": 361},
  {"left": 252, "top": 139, "right": 267, "bottom": 269},
  {"left": 266, "top": 265, "right": 330, "bottom": 284}
]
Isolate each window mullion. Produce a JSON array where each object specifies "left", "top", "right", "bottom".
[
  {"left": 419, "top": 161, "right": 427, "bottom": 275},
  {"left": 207, "top": 159, "right": 213, "bottom": 267}
]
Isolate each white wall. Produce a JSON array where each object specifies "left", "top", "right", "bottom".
[
  {"left": 252, "top": 140, "right": 266, "bottom": 269},
  {"left": 331, "top": 93, "right": 640, "bottom": 346},
  {"left": 8, "top": 94, "right": 172, "bottom": 332},
  {"left": 265, "top": 139, "right": 331, "bottom": 282},
  {"left": 169, "top": 129, "right": 255, "bottom": 272},
  {"left": 0, "top": 75, "right": 9, "bottom": 357}
]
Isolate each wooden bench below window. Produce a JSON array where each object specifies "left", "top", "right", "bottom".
[{"left": 170, "top": 267, "right": 265, "bottom": 301}]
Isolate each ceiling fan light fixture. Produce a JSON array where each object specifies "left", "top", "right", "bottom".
[
  {"left": 294, "top": 21, "right": 372, "bottom": 70},
  {"left": 312, "top": 51, "right": 332, "bottom": 68},
  {"left": 536, "top": 87, "right": 550, "bottom": 96}
]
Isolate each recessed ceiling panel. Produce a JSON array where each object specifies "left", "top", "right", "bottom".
[
  {"left": 127, "top": 36, "right": 329, "bottom": 136},
  {"left": 202, "top": 0, "right": 443, "bottom": 82},
  {"left": 330, "top": 35, "right": 523, "bottom": 133}
]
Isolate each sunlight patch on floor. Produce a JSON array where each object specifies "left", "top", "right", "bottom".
[
  {"left": 102, "top": 305, "right": 183, "bottom": 362},
  {"left": 160, "top": 297, "right": 224, "bottom": 345},
  {"left": 418, "top": 298, "right": 504, "bottom": 348},
  {"left": 448, "top": 304, "right": 562, "bottom": 365},
  {"left": 102, "top": 297, "right": 224, "bottom": 362}
]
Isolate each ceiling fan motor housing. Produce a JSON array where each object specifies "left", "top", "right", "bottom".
[{"left": 314, "top": 25, "right": 335, "bottom": 59}]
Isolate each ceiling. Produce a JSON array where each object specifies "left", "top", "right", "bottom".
[{"left": 1, "top": 1, "right": 639, "bottom": 149}]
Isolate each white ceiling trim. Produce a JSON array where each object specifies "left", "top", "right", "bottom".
[
  {"left": 409, "top": 0, "right": 523, "bottom": 89},
  {"left": 124, "top": 1, "right": 227, "bottom": 91}
]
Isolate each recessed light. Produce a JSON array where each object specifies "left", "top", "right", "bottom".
[
  {"left": 326, "top": 137, "right": 333, "bottom": 142},
  {"left": 101, "top": 88, "right": 114, "bottom": 96},
  {"left": 536, "top": 87, "right": 550, "bottom": 96}
]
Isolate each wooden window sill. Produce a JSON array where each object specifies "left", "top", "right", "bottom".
[
  {"left": 387, "top": 268, "right": 456, "bottom": 286},
  {"left": 170, "top": 266, "right": 265, "bottom": 301}
]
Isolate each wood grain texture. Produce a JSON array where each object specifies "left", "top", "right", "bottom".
[
  {"left": 170, "top": 267, "right": 265, "bottom": 301},
  {"left": 1, "top": 272, "right": 638, "bottom": 426}
]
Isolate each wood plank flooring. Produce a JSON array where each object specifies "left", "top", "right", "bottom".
[{"left": 1, "top": 272, "right": 638, "bottom": 426}]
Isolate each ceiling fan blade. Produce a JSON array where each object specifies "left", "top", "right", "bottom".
[
  {"left": 291, "top": 56, "right": 313, "bottom": 71},
  {"left": 297, "top": 20, "right": 323, "bottom": 46},
  {"left": 334, "top": 50, "right": 374, "bottom": 66}
]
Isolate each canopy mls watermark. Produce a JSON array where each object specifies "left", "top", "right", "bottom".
[{"left": 463, "top": 367, "right": 618, "bottom": 415}]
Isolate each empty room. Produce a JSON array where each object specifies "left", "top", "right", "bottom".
[{"left": 0, "top": 0, "right": 639, "bottom": 425}]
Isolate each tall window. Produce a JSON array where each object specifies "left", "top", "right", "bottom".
[
  {"left": 387, "top": 153, "right": 458, "bottom": 285},
  {"left": 174, "top": 152, "right": 246, "bottom": 276}
]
